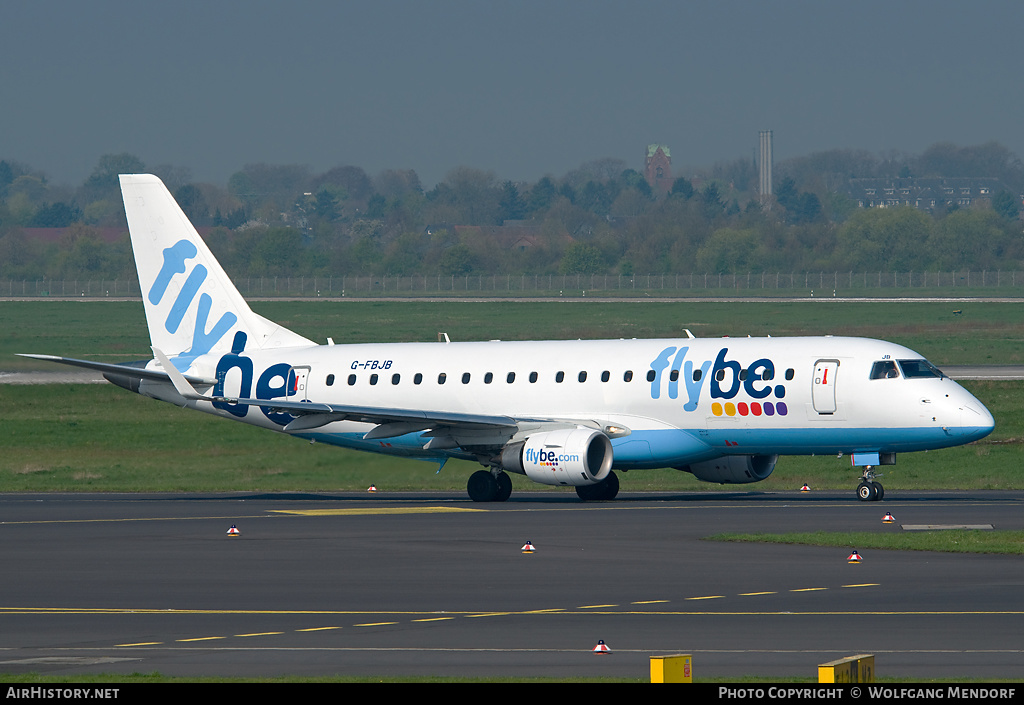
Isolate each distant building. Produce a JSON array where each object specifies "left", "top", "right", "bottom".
[
  {"left": 645, "top": 144, "right": 672, "bottom": 195},
  {"left": 846, "top": 177, "right": 1009, "bottom": 212}
]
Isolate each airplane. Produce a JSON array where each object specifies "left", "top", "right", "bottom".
[{"left": 23, "top": 174, "right": 995, "bottom": 503}]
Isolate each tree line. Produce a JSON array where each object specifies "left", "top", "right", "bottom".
[{"left": 0, "top": 143, "right": 1021, "bottom": 282}]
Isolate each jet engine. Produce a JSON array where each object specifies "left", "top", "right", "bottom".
[
  {"left": 499, "top": 428, "right": 613, "bottom": 486},
  {"left": 677, "top": 454, "right": 778, "bottom": 484}
]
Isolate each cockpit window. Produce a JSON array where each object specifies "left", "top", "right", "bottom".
[
  {"left": 870, "top": 361, "right": 899, "bottom": 379},
  {"left": 897, "top": 359, "right": 945, "bottom": 379}
]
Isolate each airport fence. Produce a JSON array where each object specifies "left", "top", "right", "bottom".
[{"left": 5, "top": 271, "right": 1024, "bottom": 298}]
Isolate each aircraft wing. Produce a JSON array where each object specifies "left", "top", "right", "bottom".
[
  {"left": 25, "top": 351, "right": 589, "bottom": 448},
  {"left": 211, "top": 395, "right": 519, "bottom": 435},
  {"left": 145, "top": 348, "right": 524, "bottom": 444}
]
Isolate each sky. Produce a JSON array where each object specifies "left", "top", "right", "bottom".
[{"left": 3, "top": 0, "right": 1023, "bottom": 189}]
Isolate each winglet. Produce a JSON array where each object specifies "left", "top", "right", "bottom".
[{"left": 153, "top": 347, "right": 206, "bottom": 401}]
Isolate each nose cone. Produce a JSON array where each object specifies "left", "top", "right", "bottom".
[{"left": 960, "top": 399, "right": 995, "bottom": 441}]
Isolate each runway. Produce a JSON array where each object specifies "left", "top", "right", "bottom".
[{"left": 1, "top": 491, "right": 1023, "bottom": 680}]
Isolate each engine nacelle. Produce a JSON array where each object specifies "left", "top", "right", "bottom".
[
  {"left": 677, "top": 454, "right": 778, "bottom": 484},
  {"left": 500, "top": 429, "right": 613, "bottom": 486}
]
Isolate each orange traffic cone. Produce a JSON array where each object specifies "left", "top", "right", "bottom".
[
  {"left": 882, "top": 512, "right": 895, "bottom": 524},
  {"left": 521, "top": 541, "right": 536, "bottom": 553},
  {"left": 847, "top": 550, "right": 862, "bottom": 563},
  {"left": 226, "top": 525, "right": 240, "bottom": 537}
]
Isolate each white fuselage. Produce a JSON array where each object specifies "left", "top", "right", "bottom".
[{"left": 139, "top": 335, "right": 994, "bottom": 470}]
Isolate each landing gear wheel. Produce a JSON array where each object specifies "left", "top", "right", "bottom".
[
  {"left": 856, "top": 466, "right": 884, "bottom": 502},
  {"left": 575, "top": 471, "right": 619, "bottom": 501},
  {"left": 857, "top": 480, "right": 884, "bottom": 501},
  {"left": 493, "top": 472, "right": 512, "bottom": 502},
  {"left": 467, "top": 470, "right": 498, "bottom": 502},
  {"left": 857, "top": 481, "right": 876, "bottom": 502},
  {"left": 575, "top": 483, "right": 599, "bottom": 501}
]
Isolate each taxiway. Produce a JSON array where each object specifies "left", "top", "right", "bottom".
[{"left": 0, "top": 490, "right": 1022, "bottom": 680}]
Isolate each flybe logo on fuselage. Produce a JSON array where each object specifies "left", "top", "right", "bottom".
[
  {"left": 648, "top": 345, "right": 788, "bottom": 416},
  {"left": 523, "top": 447, "right": 579, "bottom": 467},
  {"left": 149, "top": 239, "right": 237, "bottom": 359}
]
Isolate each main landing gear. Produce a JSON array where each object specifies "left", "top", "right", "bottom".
[
  {"left": 856, "top": 466, "right": 884, "bottom": 502},
  {"left": 575, "top": 471, "right": 619, "bottom": 501},
  {"left": 467, "top": 469, "right": 513, "bottom": 502},
  {"left": 465, "top": 469, "right": 621, "bottom": 502}
]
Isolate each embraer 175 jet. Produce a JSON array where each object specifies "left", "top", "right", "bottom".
[{"left": 24, "top": 175, "right": 995, "bottom": 502}]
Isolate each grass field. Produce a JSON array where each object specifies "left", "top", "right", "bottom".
[
  {"left": 709, "top": 530, "right": 1024, "bottom": 555},
  {"left": 1, "top": 299, "right": 1022, "bottom": 493}
]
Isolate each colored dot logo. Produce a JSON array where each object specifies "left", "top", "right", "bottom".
[{"left": 712, "top": 401, "right": 787, "bottom": 417}]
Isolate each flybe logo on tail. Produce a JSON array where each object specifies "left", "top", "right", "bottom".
[{"left": 150, "top": 239, "right": 237, "bottom": 357}]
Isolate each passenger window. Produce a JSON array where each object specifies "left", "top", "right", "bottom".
[
  {"left": 507, "top": 372, "right": 516, "bottom": 383},
  {"left": 785, "top": 369, "right": 795, "bottom": 381},
  {"left": 669, "top": 369, "right": 679, "bottom": 382},
  {"left": 484, "top": 372, "right": 493, "bottom": 384},
  {"left": 601, "top": 371, "right": 610, "bottom": 382},
  {"left": 529, "top": 372, "right": 538, "bottom": 383},
  {"left": 326, "top": 374, "right": 335, "bottom": 386},
  {"left": 369, "top": 374, "right": 378, "bottom": 385},
  {"left": 438, "top": 373, "right": 447, "bottom": 385},
  {"left": 414, "top": 373, "right": 423, "bottom": 385},
  {"left": 578, "top": 371, "right": 587, "bottom": 383},
  {"left": 739, "top": 369, "right": 748, "bottom": 381},
  {"left": 462, "top": 372, "right": 471, "bottom": 384},
  {"left": 716, "top": 369, "right": 726, "bottom": 381},
  {"left": 692, "top": 369, "right": 702, "bottom": 381},
  {"left": 348, "top": 374, "right": 356, "bottom": 386},
  {"left": 646, "top": 370, "right": 656, "bottom": 382},
  {"left": 624, "top": 371, "right": 633, "bottom": 382},
  {"left": 555, "top": 371, "right": 565, "bottom": 383},
  {"left": 391, "top": 373, "right": 400, "bottom": 385}
]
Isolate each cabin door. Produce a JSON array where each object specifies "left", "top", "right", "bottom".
[{"left": 812, "top": 360, "right": 839, "bottom": 414}]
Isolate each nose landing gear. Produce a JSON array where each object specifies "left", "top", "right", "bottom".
[{"left": 856, "top": 466, "right": 884, "bottom": 501}]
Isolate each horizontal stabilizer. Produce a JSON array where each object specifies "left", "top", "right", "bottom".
[{"left": 18, "top": 354, "right": 214, "bottom": 386}]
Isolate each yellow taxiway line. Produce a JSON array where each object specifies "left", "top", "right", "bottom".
[{"left": 269, "top": 507, "right": 485, "bottom": 516}]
